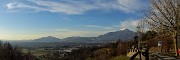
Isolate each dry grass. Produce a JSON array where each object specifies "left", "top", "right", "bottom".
[{"left": 149, "top": 47, "right": 161, "bottom": 53}]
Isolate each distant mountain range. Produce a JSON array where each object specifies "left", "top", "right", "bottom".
[
  {"left": 98, "top": 29, "right": 135, "bottom": 41},
  {"left": 32, "top": 36, "right": 63, "bottom": 42},
  {"left": 30, "top": 29, "right": 135, "bottom": 43}
]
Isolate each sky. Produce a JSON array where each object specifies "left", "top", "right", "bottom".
[{"left": 0, "top": 0, "right": 149, "bottom": 40}]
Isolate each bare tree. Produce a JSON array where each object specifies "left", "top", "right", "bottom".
[{"left": 145, "top": 0, "right": 180, "bottom": 56}]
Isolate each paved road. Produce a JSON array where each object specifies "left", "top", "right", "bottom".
[{"left": 150, "top": 53, "right": 178, "bottom": 60}]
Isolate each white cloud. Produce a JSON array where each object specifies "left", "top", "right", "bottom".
[
  {"left": 85, "top": 25, "right": 115, "bottom": 30},
  {"left": 54, "top": 29, "right": 71, "bottom": 32},
  {"left": 6, "top": 2, "right": 47, "bottom": 12},
  {"left": 30, "top": 0, "right": 98, "bottom": 14},
  {"left": 5, "top": 0, "right": 145, "bottom": 14},
  {"left": 40, "top": 28, "right": 116, "bottom": 39},
  {"left": 119, "top": 19, "right": 140, "bottom": 31},
  {"left": 6, "top": 3, "right": 15, "bottom": 10},
  {"left": 84, "top": 20, "right": 142, "bottom": 31},
  {"left": 116, "top": 0, "right": 144, "bottom": 13},
  {"left": 56, "top": 30, "right": 107, "bottom": 38}
]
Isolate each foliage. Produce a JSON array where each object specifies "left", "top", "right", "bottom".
[
  {"left": 142, "top": 30, "right": 157, "bottom": 41},
  {"left": 161, "top": 35, "right": 173, "bottom": 54},
  {"left": 62, "top": 40, "right": 129, "bottom": 60},
  {"left": 62, "top": 46, "right": 102, "bottom": 60},
  {"left": 0, "top": 41, "right": 37, "bottom": 60}
]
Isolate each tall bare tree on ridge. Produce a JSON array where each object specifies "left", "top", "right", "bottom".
[{"left": 145, "top": 0, "right": 180, "bottom": 56}]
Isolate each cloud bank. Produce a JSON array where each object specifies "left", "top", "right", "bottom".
[
  {"left": 6, "top": 0, "right": 145, "bottom": 14},
  {"left": 119, "top": 19, "right": 140, "bottom": 31}
]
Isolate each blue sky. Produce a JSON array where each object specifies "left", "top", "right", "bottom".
[{"left": 0, "top": 0, "right": 148, "bottom": 40}]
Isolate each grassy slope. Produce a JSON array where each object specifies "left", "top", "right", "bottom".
[
  {"left": 86, "top": 55, "right": 137, "bottom": 60},
  {"left": 111, "top": 55, "right": 138, "bottom": 60},
  {"left": 110, "top": 55, "right": 130, "bottom": 60}
]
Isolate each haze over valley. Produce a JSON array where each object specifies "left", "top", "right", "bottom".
[{"left": 6, "top": 29, "right": 135, "bottom": 47}]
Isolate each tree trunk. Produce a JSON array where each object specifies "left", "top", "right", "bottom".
[{"left": 173, "top": 31, "right": 178, "bottom": 56}]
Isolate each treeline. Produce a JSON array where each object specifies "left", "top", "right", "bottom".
[
  {"left": 62, "top": 46, "right": 102, "bottom": 60},
  {"left": 141, "top": 31, "right": 173, "bottom": 54},
  {"left": 0, "top": 41, "right": 37, "bottom": 60},
  {"left": 61, "top": 40, "right": 128, "bottom": 60}
]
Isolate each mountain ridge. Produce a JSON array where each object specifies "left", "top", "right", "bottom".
[
  {"left": 32, "top": 36, "right": 63, "bottom": 42},
  {"left": 31, "top": 29, "right": 135, "bottom": 43}
]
